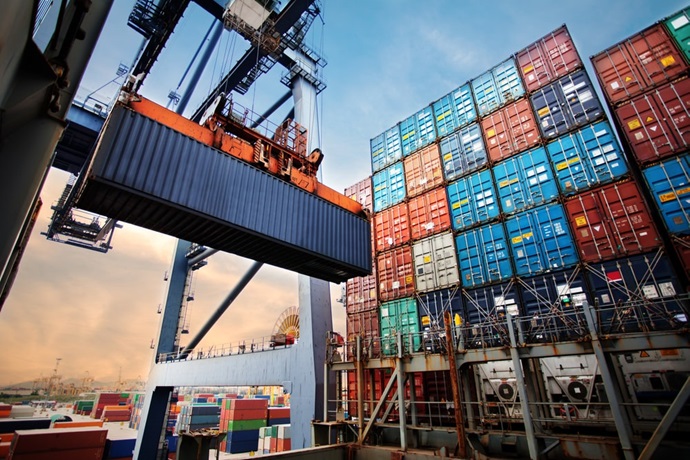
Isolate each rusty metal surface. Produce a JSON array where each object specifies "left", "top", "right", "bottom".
[{"left": 444, "top": 311, "right": 467, "bottom": 458}]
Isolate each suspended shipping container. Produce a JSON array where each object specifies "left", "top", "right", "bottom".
[
  {"left": 531, "top": 69, "right": 604, "bottom": 139},
  {"left": 380, "top": 298, "right": 421, "bottom": 355},
  {"left": 642, "top": 153, "right": 690, "bottom": 235},
  {"left": 403, "top": 144, "right": 444, "bottom": 197},
  {"left": 412, "top": 232, "right": 460, "bottom": 293},
  {"left": 455, "top": 221, "right": 513, "bottom": 288},
  {"left": 407, "top": 187, "right": 452, "bottom": 240},
  {"left": 505, "top": 202, "right": 579, "bottom": 277},
  {"left": 377, "top": 245, "right": 415, "bottom": 301},
  {"left": 371, "top": 126, "right": 403, "bottom": 173},
  {"left": 564, "top": 180, "right": 662, "bottom": 262},
  {"left": 614, "top": 77, "right": 690, "bottom": 165},
  {"left": 374, "top": 201, "right": 411, "bottom": 252},
  {"left": 516, "top": 25, "right": 582, "bottom": 93},
  {"left": 373, "top": 162, "right": 406, "bottom": 212},
  {"left": 481, "top": 98, "right": 541, "bottom": 162},
  {"left": 591, "top": 23, "right": 688, "bottom": 105},
  {"left": 447, "top": 169, "right": 500, "bottom": 231},
  {"left": 400, "top": 106, "right": 436, "bottom": 156},
  {"left": 439, "top": 123, "right": 488, "bottom": 181},
  {"left": 546, "top": 121, "right": 628, "bottom": 195},
  {"left": 432, "top": 83, "right": 477, "bottom": 137},
  {"left": 492, "top": 146, "right": 559, "bottom": 214}
]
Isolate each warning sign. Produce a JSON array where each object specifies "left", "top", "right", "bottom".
[{"left": 627, "top": 119, "right": 641, "bottom": 130}]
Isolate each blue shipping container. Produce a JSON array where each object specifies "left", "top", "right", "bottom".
[
  {"left": 642, "top": 154, "right": 690, "bottom": 236},
  {"left": 433, "top": 83, "right": 477, "bottom": 137},
  {"left": 439, "top": 123, "right": 488, "bottom": 182},
  {"left": 531, "top": 69, "right": 603, "bottom": 139},
  {"left": 455, "top": 222, "right": 513, "bottom": 288},
  {"left": 400, "top": 106, "right": 436, "bottom": 156},
  {"left": 546, "top": 121, "right": 628, "bottom": 196},
  {"left": 373, "top": 162, "right": 406, "bottom": 212},
  {"left": 463, "top": 282, "right": 520, "bottom": 348},
  {"left": 585, "top": 253, "right": 688, "bottom": 333},
  {"left": 447, "top": 169, "right": 500, "bottom": 231},
  {"left": 492, "top": 146, "right": 559, "bottom": 214},
  {"left": 417, "top": 288, "right": 464, "bottom": 352},
  {"left": 471, "top": 70, "right": 500, "bottom": 117},
  {"left": 371, "top": 125, "right": 403, "bottom": 173},
  {"left": 106, "top": 438, "right": 136, "bottom": 459},
  {"left": 505, "top": 202, "right": 579, "bottom": 276},
  {"left": 226, "top": 429, "right": 260, "bottom": 442},
  {"left": 493, "top": 58, "right": 525, "bottom": 106}
]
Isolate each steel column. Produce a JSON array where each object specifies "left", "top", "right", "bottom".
[
  {"left": 638, "top": 376, "right": 690, "bottom": 460},
  {"left": 135, "top": 386, "right": 174, "bottom": 460},
  {"left": 506, "top": 313, "right": 539, "bottom": 460},
  {"left": 582, "top": 302, "right": 636, "bottom": 460},
  {"left": 360, "top": 360, "right": 400, "bottom": 443},
  {"left": 186, "top": 248, "right": 219, "bottom": 268},
  {"left": 396, "top": 333, "right": 408, "bottom": 451},
  {"left": 444, "top": 311, "right": 467, "bottom": 458},
  {"left": 356, "top": 336, "right": 364, "bottom": 441}
]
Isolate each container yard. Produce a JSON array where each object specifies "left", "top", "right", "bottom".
[{"left": 1, "top": 1, "right": 690, "bottom": 460}]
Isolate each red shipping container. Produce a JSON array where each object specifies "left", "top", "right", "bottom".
[
  {"left": 592, "top": 24, "right": 688, "bottom": 105},
  {"left": 224, "top": 409, "right": 267, "bottom": 421},
  {"left": 8, "top": 447, "right": 105, "bottom": 460},
  {"left": 408, "top": 188, "right": 451, "bottom": 240},
  {"left": 673, "top": 236, "right": 690, "bottom": 279},
  {"left": 614, "top": 78, "right": 690, "bottom": 165},
  {"left": 346, "top": 369, "right": 424, "bottom": 420},
  {"left": 10, "top": 428, "right": 107, "bottom": 454},
  {"left": 267, "top": 407, "right": 290, "bottom": 419},
  {"left": 277, "top": 438, "right": 291, "bottom": 451},
  {"left": 345, "top": 268, "right": 377, "bottom": 314},
  {"left": 374, "top": 202, "right": 410, "bottom": 252},
  {"left": 344, "top": 177, "right": 373, "bottom": 214},
  {"left": 377, "top": 246, "right": 415, "bottom": 301},
  {"left": 0, "top": 442, "right": 10, "bottom": 458},
  {"left": 565, "top": 180, "right": 661, "bottom": 262},
  {"left": 481, "top": 99, "right": 540, "bottom": 162},
  {"left": 269, "top": 437, "right": 277, "bottom": 453},
  {"left": 403, "top": 144, "right": 444, "bottom": 198},
  {"left": 517, "top": 25, "right": 582, "bottom": 93},
  {"left": 228, "top": 399, "right": 268, "bottom": 410}
]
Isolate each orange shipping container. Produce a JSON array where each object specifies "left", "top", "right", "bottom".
[
  {"left": 277, "top": 438, "right": 291, "bottom": 452},
  {"left": 481, "top": 98, "right": 540, "bottom": 162},
  {"left": 52, "top": 421, "right": 104, "bottom": 429},
  {"left": 403, "top": 144, "right": 444, "bottom": 198},
  {"left": 377, "top": 246, "right": 415, "bottom": 301},
  {"left": 374, "top": 202, "right": 410, "bottom": 252},
  {"left": 345, "top": 267, "right": 377, "bottom": 314},
  {"left": 408, "top": 188, "right": 451, "bottom": 240},
  {"left": 269, "top": 437, "right": 278, "bottom": 453}
]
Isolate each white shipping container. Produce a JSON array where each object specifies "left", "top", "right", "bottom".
[{"left": 412, "top": 232, "right": 460, "bottom": 292}]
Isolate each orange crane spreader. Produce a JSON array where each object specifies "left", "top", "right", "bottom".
[{"left": 117, "top": 90, "right": 364, "bottom": 217}]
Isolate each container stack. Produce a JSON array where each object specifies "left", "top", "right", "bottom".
[
  {"left": 6, "top": 428, "right": 107, "bottom": 460},
  {"left": 0, "top": 406, "right": 10, "bottom": 419},
  {"left": 345, "top": 19, "right": 689, "bottom": 417},
  {"left": 176, "top": 403, "right": 221, "bottom": 432},
  {"left": 257, "top": 424, "right": 291, "bottom": 455},
  {"left": 101, "top": 405, "right": 131, "bottom": 423},
  {"left": 218, "top": 398, "right": 267, "bottom": 454},
  {"left": 72, "top": 400, "right": 94, "bottom": 416},
  {"left": 267, "top": 406, "right": 290, "bottom": 426},
  {"left": 591, "top": 6, "right": 690, "bottom": 282},
  {"left": 90, "top": 393, "right": 129, "bottom": 419}
]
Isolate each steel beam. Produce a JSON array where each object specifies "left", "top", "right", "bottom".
[
  {"left": 444, "top": 311, "right": 467, "bottom": 458},
  {"left": 582, "top": 302, "right": 636, "bottom": 460},
  {"left": 638, "top": 376, "right": 690, "bottom": 460},
  {"left": 360, "top": 360, "right": 400, "bottom": 444},
  {"left": 507, "top": 313, "right": 539, "bottom": 460},
  {"left": 396, "top": 333, "right": 408, "bottom": 451}
]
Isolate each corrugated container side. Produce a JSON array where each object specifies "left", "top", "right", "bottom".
[
  {"left": 565, "top": 180, "right": 662, "bottom": 262},
  {"left": 345, "top": 267, "right": 378, "bottom": 314},
  {"left": 403, "top": 144, "right": 444, "bottom": 197},
  {"left": 447, "top": 169, "right": 500, "bottom": 231},
  {"left": 344, "top": 177, "right": 373, "bottom": 214},
  {"left": 455, "top": 222, "right": 513, "bottom": 288},
  {"left": 77, "top": 106, "right": 371, "bottom": 283},
  {"left": 583, "top": 252, "right": 687, "bottom": 333},
  {"left": 374, "top": 201, "right": 411, "bottom": 252},
  {"left": 373, "top": 162, "right": 406, "bottom": 212},
  {"left": 517, "top": 269, "right": 590, "bottom": 340},
  {"left": 407, "top": 187, "right": 452, "bottom": 240},
  {"left": 664, "top": 8, "right": 690, "bottom": 64},
  {"left": 371, "top": 126, "right": 403, "bottom": 173},
  {"left": 481, "top": 98, "right": 541, "bottom": 162},
  {"left": 376, "top": 245, "right": 415, "bottom": 301},
  {"left": 412, "top": 232, "right": 460, "bottom": 293},
  {"left": 380, "top": 298, "right": 421, "bottom": 355},
  {"left": 472, "top": 70, "right": 502, "bottom": 116},
  {"left": 614, "top": 77, "right": 690, "bottom": 165},
  {"left": 417, "top": 289, "right": 464, "bottom": 353},
  {"left": 463, "top": 282, "right": 520, "bottom": 347},
  {"left": 433, "top": 83, "right": 477, "bottom": 137},
  {"left": 400, "top": 106, "right": 436, "bottom": 156},
  {"left": 439, "top": 123, "right": 488, "bottom": 182},
  {"left": 531, "top": 70, "right": 604, "bottom": 139},
  {"left": 642, "top": 154, "right": 690, "bottom": 235},
  {"left": 516, "top": 25, "right": 582, "bottom": 93},
  {"left": 492, "top": 146, "right": 558, "bottom": 214},
  {"left": 492, "top": 58, "right": 525, "bottom": 105},
  {"left": 546, "top": 121, "right": 628, "bottom": 196},
  {"left": 672, "top": 235, "right": 690, "bottom": 278},
  {"left": 505, "top": 202, "right": 579, "bottom": 277},
  {"left": 592, "top": 23, "right": 688, "bottom": 105},
  {"left": 346, "top": 310, "right": 380, "bottom": 357}
]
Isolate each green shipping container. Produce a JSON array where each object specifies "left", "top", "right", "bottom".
[
  {"left": 665, "top": 8, "right": 690, "bottom": 64},
  {"left": 380, "top": 298, "right": 421, "bottom": 356},
  {"left": 227, "top": 419, "right": 266, "bottom": 431}
]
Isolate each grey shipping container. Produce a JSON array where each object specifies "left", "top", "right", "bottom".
[{"left": 76, "top": 104, "right": 372, "bottom": 283}]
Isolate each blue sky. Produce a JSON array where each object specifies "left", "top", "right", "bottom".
[{"left": 1, "top": 0, "right": 686, "bottom": 386}]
